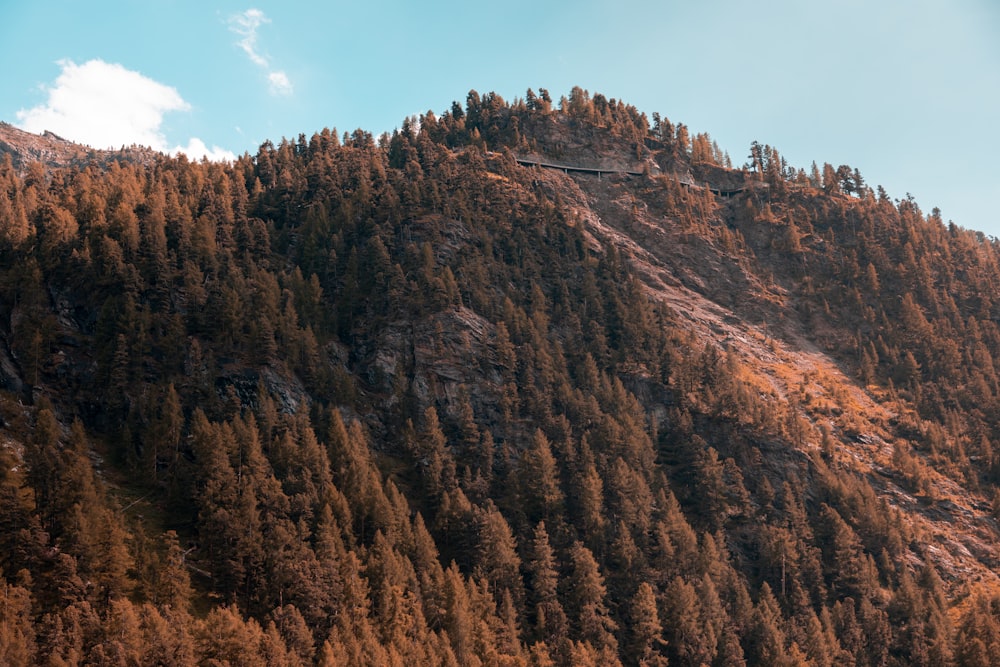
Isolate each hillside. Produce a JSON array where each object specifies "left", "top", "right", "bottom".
[
  {"left": 0, "top": 121, "right": 157, "bottom": 175},
  {"left": 1, "top": 88, "right": 1000, "bottom": 665}
]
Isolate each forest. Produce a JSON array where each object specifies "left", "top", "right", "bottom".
[{"left": 2, "top": 86, "right": 1000, "bottom": 665}]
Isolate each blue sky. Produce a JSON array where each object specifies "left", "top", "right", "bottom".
[{"left": 2, "top": 1, "right": 999, "bottom": 235}]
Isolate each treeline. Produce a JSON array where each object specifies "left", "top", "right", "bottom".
[{"left": 0, "top": 89, "right": 1000, "bottom": 665}]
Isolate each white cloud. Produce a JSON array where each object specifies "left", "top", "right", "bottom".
[
  {"left": 171, "top": 138, "right": 236, "bottom": 162},
  {"left": 17, "top": 59, "right": 188, "bottom": 150},
  {"left": 229, "top": 8, "right": 293, "bottom": 96},
  {"left": 16, "top": 59, "right": 232, "bottom": 161},
  {"left": 268, "top": 71, "right": 293, "bottom": 96}
]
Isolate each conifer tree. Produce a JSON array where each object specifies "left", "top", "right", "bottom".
[
  {"left": 0, "top": 574, "right": 36, "bottom": 665},
  {"left": 563, "top": 541, "right": 617, "bottom": 654},
  {"left": 627, "top": 581, "right": 666, "bottom": 666},
  {"left": 518, "top": 429, "right": 564, "bottom": 525},
  {"left": 473, "top": 501, "right": 523, "bottom": 605},
  {"left": 525, "top": 522, "right": 568, "bottom": 647}
]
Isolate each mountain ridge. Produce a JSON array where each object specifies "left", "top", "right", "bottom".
[
  {"left": 0, "top": 88, "right": 999, "bottom": 665},
  {"left": 0, "top": 121, "right": 158, "bottom": 174}
]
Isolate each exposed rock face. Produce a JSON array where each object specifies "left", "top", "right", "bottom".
[
  {"left": 0, "top": 341, "right": 23, "bottom": 394},
  {"left": 371, "top": 307, "right": 502, "bottom": 423},
  {"left": 0, "top": 122, "right": 156, "bottom": 173},
  {"left": 215, "top": 365, "right": 310, "bottom": 415},
  {"left": 512, "top": 144, "right": 1000, "bottom": 590}
]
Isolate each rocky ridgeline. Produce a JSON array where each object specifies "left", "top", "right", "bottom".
[{"left": 0, "top": 122, "right": 157, "bottom": 174}]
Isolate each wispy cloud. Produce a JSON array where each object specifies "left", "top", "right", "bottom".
[
  {"left": 16, "top": 59, "right": 235, "bottom": 161},
  {"left": 229, "top": 8, "right": 293, "bottom": 96},
  {"left": 230, "top": 8, "right": 270, "bottom": 67}
]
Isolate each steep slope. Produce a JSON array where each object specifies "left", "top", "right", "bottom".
[
  {"left": 1, "top": 89, "right": 1000, "bottom": 665},
  {"left": 544, "top": 160, "right": 1000, "bottom": 591}
]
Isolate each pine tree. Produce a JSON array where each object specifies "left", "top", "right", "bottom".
[
  {"left": 90, "top": 598, "right": 145, "bottom": 666},
  {"left": 0, "top": 574, "right": 36, "bottom": 665},
  {"left": 563, "top": 541, "right": 617, "bottom": 653},
  {"left": 138, "top": 603, "right": 197, "bottom": 667},
  {"left": 627, "top": 581, "right": 666, "bottom": 666},
  {"left": 154, "top": 530, "right": 193, "bottom": 613},
  {"left": 571, "top": 441, "right": 606, "bottom": 549},
  {"left": 473, "top": 501, "right": 522, "bottom": 604},
  {"left": 518, "top": 429, "right": 564, "bottom": 525},
  {"left": 196, "top": 604, "right": 270, "bottom": 666},
  {"left": 745, "top": 583, "right": 795, "bottom": 667},
  {"left": 525, "top": 522, "right": 568, "bottom": 647},
  {"left": 269, "top": 604, "right": 315, "bottom": 665},
  {"left": 662, "top": 575, "right": 716, "bottom": 666},
  {"left": 815, "top": 504, "right": 877, "bottom": 600},
  {"left": 417, "top": 407, "right": 456, "bottom": 498}
]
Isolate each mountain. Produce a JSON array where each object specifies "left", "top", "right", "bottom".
[
  {"left": 0, "top": 88, "right": 999, "bottom": 665},
  {"left": 0, "top": 121, "right": 157, "bottom": 174}
]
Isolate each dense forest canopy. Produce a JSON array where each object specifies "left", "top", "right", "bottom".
[{"left": 1, "top": 87, "right": 1000, "bottom": 665}]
